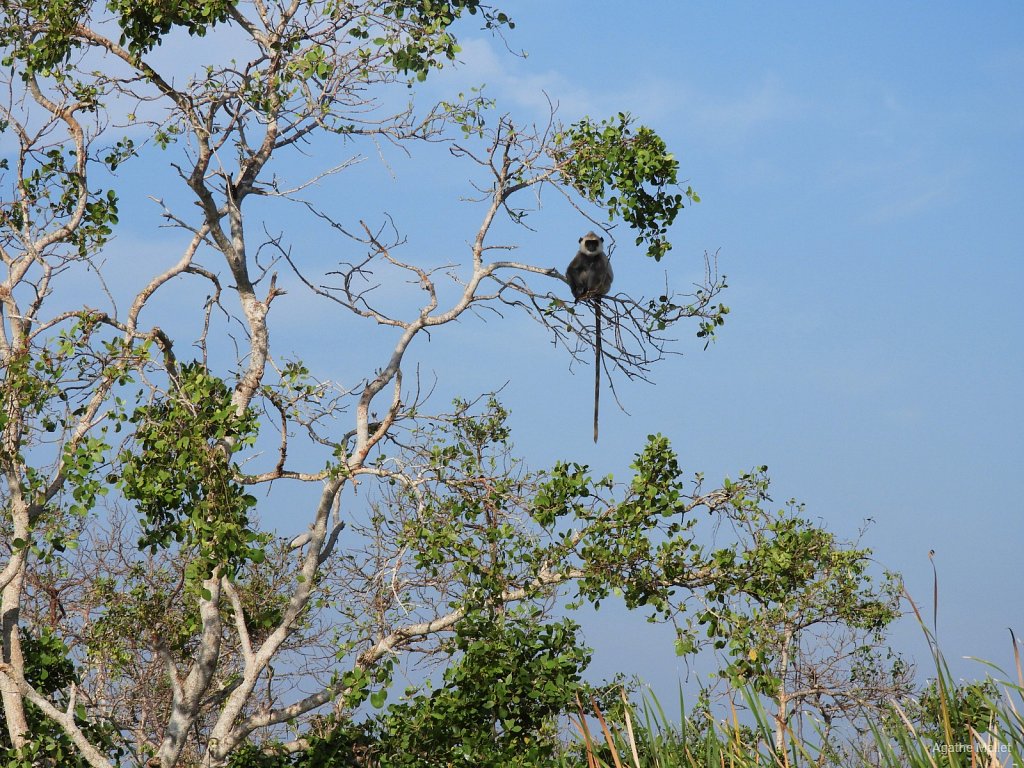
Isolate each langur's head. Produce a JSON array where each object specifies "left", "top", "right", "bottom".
[{"left": 579, "top": 231, "right": 604, "bottom": 254}]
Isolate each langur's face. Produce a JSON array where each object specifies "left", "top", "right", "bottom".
[{"left": 581, "top": 233, "right": 602, "bottom": 253}]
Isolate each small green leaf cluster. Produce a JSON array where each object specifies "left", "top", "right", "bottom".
[
  {"left": 61, "top": 434, "right": 110, "bottom": 521},
  {"left": 0, "top": 315, "right": 124, "bottom": 459},
  {"left": 351, "top": 1, "right": 513, "bottom": 82},
  {"left": 557, "top": 114, "right": 691, "bottom": 261},
  {"left": 402, "top": 397, "right": 531, "bottom": 598},
  {"left": 101, "top": 138, "right": 136, "bottom": 172},
  {"left": 0, "top": 319, "right": 151, "bottom": 563},
  {"left": 0, "top": 0, "right": 89, "bottom": 72},
  {"left": 261, "top": 360, "right": 327, "bottom": 424},
  {"left": 645, "top": 289, "right": 731, "bottom": 346},
  {"left": 0, "top": 352, "right": 66, "bottom": 455},
  {"left": 107, "top": 0, "right": 238, "bottom": 55},
  {"left": 0, "top": 145, "right": 120, "bottom": 259},
  {"left": 439, "top": 87, "right": 494, "bottom": 138},
  {"left": 233, "top": 557, "right": 290, "bottom": 643},
  {"left": 695, "top": 302, "right": 730, "bottom": 344},
  {"left": 87, "top": 567, "right": 195, "bottom": 665},
  {"left": 117, "top": 362, "right": 264, "bottom": 580},
  {"left": 2, "top": 0, "right": 236, "bottom": 73},
  {"left": 904, "top": 677, "right": 1001, "bottom": 747}
]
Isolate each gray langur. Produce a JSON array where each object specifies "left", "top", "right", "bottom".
[{"left": 566, "top": 231, "right": 613, "bottom": 442}]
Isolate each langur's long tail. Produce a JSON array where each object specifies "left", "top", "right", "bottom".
[{"left": 593, "top": 298, "right": 602, "bottom": 443}]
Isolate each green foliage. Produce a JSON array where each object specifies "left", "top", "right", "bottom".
[
  {"left": 371, "top": 610, "right": 589, "bottom": 766},
  {"left": 532, "top": 432, "right": 904, "bottom": 706},
  {"left": 226, "top": 609, "right": 588, "bottom": 768},
  {"left": 351, "top": 1, "right": 513, "bottom": 81},
  {"left": 227, "top": 717, "right": 375, "bottom": 768},
  {"left": 578, "top": 660, "right": 1024, "bottom": 768},
  {"left": 398, "top": 403, "right": 905, "bottom": 731},
  {"left": 117, "top": 362, "right": 265, "bottom": 580},
  {"left": 85, "top": 546, "right": 292, "bottom": 711},
  {"left": 912, "top": 678, "right": 1001, "bottom": 747},
  {"left": 0, "top": 315, "right": 130, "bottom": 521},
  {"left": 876, "top": 620, "right": 1023, "bottom": 767},
  {"left": 402, "top": 397, "right": 530, "bottom": 598},
  {"left": 537, "top": 435, "right": 698, "bottom": 614},
  {"left": 440, "top": 86, "right": 494, "bottom": 138},
  {"left": 0, "top": 0, "right": 90, "bottom": 72},
  {"left": 693, "top": 510, "right": 903, "bottom": 696},
  {"left": 0, "top": 143, "right": 121, "bottom": 258},
  {"left": 0, "top": 0, "right": 238, "bottom": 71},
  {"left": 87, "top": 564, "right": 194, "bottom": 665},
  {"left": 107, "top": 0, "right": 238, "bottom": 55},
  {"left": 557, "top": 113, "right": 697, "bottom": 261},
  {"left": 0, "top": 629, "right": 124, "bottom": 767},
  {"left": 648, "top": 285, "right": 731, "bottom": 347}
]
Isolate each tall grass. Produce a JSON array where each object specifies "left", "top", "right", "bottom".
[
  {"left": 866, "top": 594, "right": 1024, "bottom": 768},
  {"left": 570, "top": 629, "right": 1023, "bottom": 768},
  {"left": 571, "top": 685, "right": 807, "bottom": 768}
]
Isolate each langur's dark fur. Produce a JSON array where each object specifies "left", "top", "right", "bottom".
[{"left": 566, "top": 232, "right": 613, "bottom": 442}]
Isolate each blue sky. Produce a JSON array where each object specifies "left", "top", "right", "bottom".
[{"left": 78, "top": 2, "right": 1023, "bottom": 705}]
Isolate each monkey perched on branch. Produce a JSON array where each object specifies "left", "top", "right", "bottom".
[{"left": 566, "top": 231, "right": 613, "bottom": 442}]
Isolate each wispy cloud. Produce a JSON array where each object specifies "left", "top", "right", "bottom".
[
  {"left": 435, "top": 37, "right": 807, "bottom": 146},
  {"left": 676, "top": 75, "right": 806, "bottom": 144},
  {"left": 862, "top": 168, "right": 960, "bottom": 225},
  {"left": 432, "top": 38, "right": 603, "bottom": 121}
]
